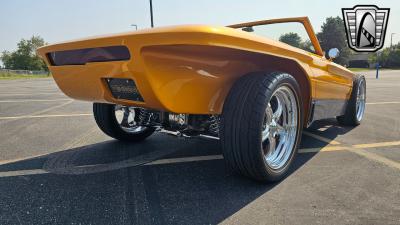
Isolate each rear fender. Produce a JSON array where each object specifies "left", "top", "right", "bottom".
[{"left": 141, "top": 44, "right": 314, "bottom": 123}]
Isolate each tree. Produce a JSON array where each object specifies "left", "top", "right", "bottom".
[
  {"left": 369, "top": 43, "right": 400, "bottom": 68},
  {"left": 279, "top": 32, "right": 302, "bottom": 48},
  {"left": 317, "top": 16, "right": 350, "bottom": 65},
  {"left": 300, "top": 40, "right": 315, "bottom": 53},
  {"left": 1, "top": 36, "right": 47, "bottom": 71},
  {"left": 279, "top": 33, "right": 316, "bottom": 53}
]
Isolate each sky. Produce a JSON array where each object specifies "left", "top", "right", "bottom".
[{"left": 0, "top": 0, "right": 399, "bottom": 54}]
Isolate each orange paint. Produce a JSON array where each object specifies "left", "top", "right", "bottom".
[{"left": 37, "top": 17, "right": 354, "bottom": 114}]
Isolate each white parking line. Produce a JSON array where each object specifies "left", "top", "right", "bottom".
[
  {"left": 0, "top": 99, "right": 70, "bottom": 103},
  {"left": 0, "top": 147, "right": 352, "bottom": 178},
  {"left": 145, "top": 155, "right": 224, "bottom": 165},
  {"left": 0, "top": 92, "right": 62, "bottom": 96},
  {"left": 1, "top": 142, "right": 400, "bottom": 178},
  {"left": 0, "top": 169, "right": 48, "bottom": 177},
  {"left": 0, "top": 113, "right": 92, "bottom": 120},
  {"left": 366, "top": 101, "right": 400, "bottom": 105}
]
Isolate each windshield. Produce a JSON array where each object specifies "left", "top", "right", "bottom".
[{"left": 236, "top": 22, "right": 316, "bottom": 53}]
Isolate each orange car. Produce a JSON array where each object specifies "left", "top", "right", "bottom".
[{"left": 37, "top": 17, "right": 366, "bottom": 182}]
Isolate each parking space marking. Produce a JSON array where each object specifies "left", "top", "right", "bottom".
[
  {"left": 0, "top": 113, "right": 92, "bottom": 120},
  {"left": 0, "top": 99, "right": 70, "bottom": 103},
  {"left": 0, "top": 153, "right": 51, "bottom": 165},
  {"left": 60, "top": 126, "right": 99, "bottom": 150},
  {"left": 301, "top": 133, "right": 400, "bottom": 170},
  {"left": 298, "top": 146, "right": 348, "bottom": 153},
  {"left": 145, "top": 155, "right": 224, "bottom": 165},
  {"left": 353, "top": 141, "right": 400, "bottom": 149},
  {"left": 1, "top": 140, "right": 400, "bottom": 178},
  {"left": 366, "top": 101, "right": 400, "bottom": 105},
  {"left": 0, "top": 100, "right": 76, "bottom": 121},
  {"left": 302, "top": 131, "right": 341, "bottom": 145},
  {"left": 348, "top": 148, "right": 400, "bottom": 170},
  {"left": 0, "top": 169, "right": 48, "bottom": 177},
  {"left": 0, "top": 92, "right": 62, "bottom": 96}
]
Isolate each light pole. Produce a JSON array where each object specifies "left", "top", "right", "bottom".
[
  {"left": 131, "top": 24, "right": 138, "bottom": 30},
  {"left": 149, "top": 0, "right": 154, "bottom": 28},
  {"left": 391, "top": 33, "right": 396, "bottom": 50}
]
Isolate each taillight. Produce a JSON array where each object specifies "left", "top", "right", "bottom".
[{"left": 47, "top": 46, "right": 130, "bottom": 66}]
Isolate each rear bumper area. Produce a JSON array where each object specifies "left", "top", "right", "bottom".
[
  {"left": 39, "top": 42, "right": 239, "bottom": 114},
  {"left": 37, "top": 25, "right": 310, "bottom": 114},
  {"left": 37, "top": 27, "right": 247, "bottom": 114},
  {"left": 39, "top": 52, "right": 157, "bottom": 110}
]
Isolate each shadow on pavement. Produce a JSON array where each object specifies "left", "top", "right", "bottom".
[
  {"left": 305, "top": 118, "right": 356, "bottom": 142},
  {"left": 0, "top": 129, "right": 346, "bottom": 224}
]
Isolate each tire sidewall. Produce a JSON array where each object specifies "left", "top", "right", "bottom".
[
  {"left": 350, "top": 76, "right": 366, "bottom": 124},
  {"left": 355, "top": 77, "right": 366, "bottom": 123},
  {"left": 93, "top": 103, "right": 154, "bottom": 142},
  {"left": 256, "top": 74, "right": 303, "bottom": 180}
]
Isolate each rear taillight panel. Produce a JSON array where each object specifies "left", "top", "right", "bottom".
[{"left": 47, "top": 46, "right": 130, "bottom": 66}]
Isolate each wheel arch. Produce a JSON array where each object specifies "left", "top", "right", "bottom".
[
  {"left": 226, "top": 50, "right": 314, "bottom": 127},
  {"left": 140, "top": 44, "right": 313, "bottom": 121}
]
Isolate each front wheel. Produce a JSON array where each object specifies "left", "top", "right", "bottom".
[
  {"left": 93, "top": 103, "right": 155, "bottom": 142},
  {"left": 221, "top": 72, "right": 303, "bottom": 182},
  {"left": 337, "top": 75, "right": 366, "bottom": 126}
]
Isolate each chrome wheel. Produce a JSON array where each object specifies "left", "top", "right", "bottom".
[
  {"left": 356, "top": 79, "right": 366, "bottom": 121},
  {"left": 114, "top": 105, "right": 147, "bottom": 133},
  {"left": 262, "top": 85, "right": 298, "bottom": 170}
]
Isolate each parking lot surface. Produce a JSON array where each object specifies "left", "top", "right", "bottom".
[{"left": 0, "top": 70, "right": 399, "bottom": 225}]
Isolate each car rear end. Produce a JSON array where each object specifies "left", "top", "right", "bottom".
[
  {"left": 38, "top": 30, "right": 161, "bottom": 110},
  {"left": 37, "top": 25, "right": 309, "bottom": 114},
  {"left": 38, "top": 25, "right": 250, "bottom": 114}
]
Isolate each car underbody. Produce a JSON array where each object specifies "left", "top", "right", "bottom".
[{"left": 115, "top": 105, "right": 221, "bottom": 139}]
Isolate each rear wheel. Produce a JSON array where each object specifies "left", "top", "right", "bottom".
[
  {"left": 221, "top": 72, "right": 303, "bottom": 182},
  {"left": 93, "top": 103, "right": 155, "bottom": 142},
  {"left": 337, "top": 75, "right": 366, "bottom": 126}
]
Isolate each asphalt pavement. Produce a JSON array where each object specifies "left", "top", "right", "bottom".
[{"left": 0, "top": 70, "right": 399, "bottom": 225}]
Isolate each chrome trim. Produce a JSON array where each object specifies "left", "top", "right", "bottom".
[
  {"left": 356, "top": 79, "right": 366, "bottom": 121},
  {"left": 262, "top": 85, "right": 298, "bottom": 170},
  {"left": 114, "top": 105, "right": 147, "bottom": 133},
  {"left": 309, "top": 99, "right": 348, "bottom": 123}
]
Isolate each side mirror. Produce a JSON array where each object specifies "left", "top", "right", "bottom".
[{"left": 328, "top": 48, "right": 340, "bottom": 60}]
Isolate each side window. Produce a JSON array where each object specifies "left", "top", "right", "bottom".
[{"left": 242, "top": 22, "right": 316, "bottom": 53}]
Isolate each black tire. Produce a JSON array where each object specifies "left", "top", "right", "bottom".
[
  {"left": 93, "top": 103, "right": 155, "bottom": 142},
  {"left": 220, "top": 72, "right": 303, "bottom": 182},
  {"left": 337, "top": 75, "right": 366, "bottom": 126}
]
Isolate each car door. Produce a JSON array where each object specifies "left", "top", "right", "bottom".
[{"left": 309, "top": 56, "right": 354, "bottom": 120}]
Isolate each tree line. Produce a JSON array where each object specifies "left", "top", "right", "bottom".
[
  {"left": 368, "top": 44, "right": 400, "bottom": 68},
  {"left": 1, "top": 36, "right": 47, "bottom": 71},
  {"left": 278, "top": 16, "right": 349, "bottom": 65}
]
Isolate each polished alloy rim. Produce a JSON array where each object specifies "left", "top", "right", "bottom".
[
  {"left": 114, "top": 105, "right": 146, "bottom": 133},
  {"left": 262, "top": 85, "right": 298, "bottom": 170},
  {"left": 356, "top": 80, "right": 366, "bottom": 121}
]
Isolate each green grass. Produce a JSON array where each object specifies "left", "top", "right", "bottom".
[
  {"left": 347, "top": 68, "right": 373, "bottom": 72},
  {"left": 0, "top": 71, "right": 51, "bottom": 80},
  {"left": 348, "top": 67, "right": 400, "bottom": 72}
]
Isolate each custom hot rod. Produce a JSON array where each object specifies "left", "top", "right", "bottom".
[{"left": 37, "top": 17, "right": 366, "bottom": 182}]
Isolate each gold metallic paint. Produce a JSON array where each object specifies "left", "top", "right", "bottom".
[{"left": 37, "top": 17, "right": 354, "bottom": 115}]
